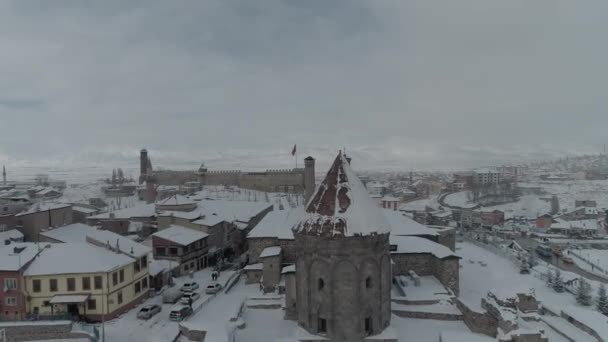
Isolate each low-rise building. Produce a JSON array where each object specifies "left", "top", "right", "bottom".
[
  {"left": 24, "top": 243, "right": 150, "bottom": 322},
  {"left": 15, "top": 203, "right": 73, "bottom": 241},
  {"left": 0, "top": 244, "right": 41, "bottom": 320},
  {"left": 152, "top": 225, "right": 209, "bottom": 275}
]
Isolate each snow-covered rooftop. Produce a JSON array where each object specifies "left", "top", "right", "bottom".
[
  {"left": 248, "top": 207, "right": 305, "bottom": 240},
  {"left": 40, "top": 223, "right": 151, "bottom": 258},
  {"left": 259, "top": 246, "right": 281, "bottom": 258},
  {"left": 0, "top": 243, "right": 41, "bottom": 271},
  {"left": 294, "top": 153, "right": 391, "bottom": 237},
  {"left": 158, "top": 200, "right": 271, "bottom": 226},
  {"left": 551, "top": 219, "right": 599, "bottom": 230},
  {"left": 24, "top": 243, "right": 135, "bottom": 276},
  {"left": 89, "top": 203, "right": 157, "bottom": 220},
  {"left": 243, "top": 263, "right": 263, "bottom": 271},
  {"left": 390, "top": 236, "right": 459, "bottom": 259},
  {"left": 17, "top": 203, "right": 71, "bottom": 216},
  {"left": 0, "top": 229, "right": 24, "bottom": 242},
  {"left": 281, "top": 264, "right": 296, "bottom": 274},
  {"left": 157, "top": 194, "right": 197, "bottom": 206},
  {"left": 72, "top": 206, "right": 98, "bottom": 214},
  {"left": 383, "top": 210, "right": 439, "bottom": 236},
  {"left": 153, "top": 225, "right": 208, "bottom": 246}
]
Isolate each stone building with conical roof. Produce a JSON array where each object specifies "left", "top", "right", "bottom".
[{"left": 291, "top": 152, "right": 393, "bottom": 341}]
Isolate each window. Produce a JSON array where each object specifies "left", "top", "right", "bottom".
[
  {"left": 318, "top": 318, "right": 327, "bottom": 333},
  {"left": 112, "top": 272, "right": 118, "bottom": 286},
  {"left": 318, "top": 278, "right": 324, "bottom": 291},
  {"left": 49, "top": 279, "right": 58, "bottom": 292},
  {"left": 155, "top": 247, "right": 166, "bottom": 256},
  {"left": 88, "top": 299, "right": 97, "bottom": 310},
  {"left": 33, "top": 279, "right": 41, "bottom": 293},
  {"left": 169, "top": 247, "right": 178, "bottom": 256},
  {"left": 5, "top": 297, "right": 16, "bottom": 306},
  {"left": 43, "top": 301, "right": 50, "bottom": 306},
  {"left": 365, "top": 277, "right": 372, "bottom": 289},
  {"left": 142, "top": 277, "right": 148, "bottom": 289},
  {"left": 365, "top": 317, "right": 372, "bottom": 334},
  {"left": 67, "top": 278, "right": 76, "bottom": 292},
  {"left": 119, "top": 269, "right": 124, "bottom": 283},
  {"left": 184, "top": 264, "right": 189, "bottom": 271},
  {"left": 190, "top": 261, "right": 195, "bottom": 269},
  {"left": 134, "top": 282, "right": 141, "bottom": 294},
  {"left": 183, "top": 245, "right": 189, "bottom": 253},
  {"left": 4, "top": 278, "right": 17, "bottom": 290},
  {"left": 94, "top": 276, "right": 103, "bottom": 290},
  {"left": 117, "top": 291, "right": 123, "bottom": 305},
  {"left": 82, "top": 277, "right": 91, "bottom": 290},
  {"left": 134, "top": 262, "right": 140, "bottom": 274},
  {"left": 141, "top": 255, "right": 147, "bottom": 269}
]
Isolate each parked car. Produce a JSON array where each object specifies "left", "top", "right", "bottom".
[
  {"left": 162, "top": 287, "right": 183, "bottom": 304},
  {"left": 136, "top": 304, "right": 161, "bottom": 320},
  {"left": 561, "top": 256, "right": 574, "bottom": 264},
  {"left": 169, "top": 305, "right": 193, "bottom": 321},
  {"left": 180, "top": 291, "right": 201, "bottom": 305},
  {"left": 205, "top": 282, "right": 222, "bottom": 294},
  {"left": 181, "top": 282, "right": 199, "bottom": 292}
]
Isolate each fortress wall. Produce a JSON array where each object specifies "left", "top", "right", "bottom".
[{"left": 154, "top": 170, "right": 198, "bottom": 185}]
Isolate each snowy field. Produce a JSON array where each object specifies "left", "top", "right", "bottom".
[
  {"left": 568, "top": 248, "right": 608, "bottom": 278},
  {"left": 483, "top": 195, "right": 550, "bottom": 219},
  {"left": 443, "top": 191, "right": 477, "bottom": 208},
  {"left": 520, "top": 180, "right": 608, "bottom": 211}
]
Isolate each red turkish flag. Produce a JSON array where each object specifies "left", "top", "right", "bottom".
[{"left": 291, "top": 144, "right": 297, "bottom": 156}]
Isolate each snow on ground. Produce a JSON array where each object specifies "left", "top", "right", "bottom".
[
  {"left": 443, "top": 191, "right": 477, "bottom": 208},
  {"left": 483, "top": 195, "right": 550, "bottom": 219},
  {"left": 390, "top": 316, "right": 474, "bottom": 341},
  {"left": 519, "top": 180, "right": 608, "bottom": 211},
  {"left": 458, "top": 242, "right": 578, "bottom": 310},
  {"left": 569, "top": 248, "right": 608, "bottom": 277},
  {"left": 400, "top": 195, "right": 440, "bottom": 212},
  {"left": 235, "top": 308, "right": 298, "bottom": 342},
  {"left": 102, "top": 268, "right": 234, "bottom": 342}
]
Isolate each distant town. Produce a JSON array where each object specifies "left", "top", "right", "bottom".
[{"left": 1, "top": 151, "right": 608, "bottom": 341}]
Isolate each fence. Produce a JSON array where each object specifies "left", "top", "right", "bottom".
[{"left": 569, "top": 250, "right": 608, "bottom": 276}]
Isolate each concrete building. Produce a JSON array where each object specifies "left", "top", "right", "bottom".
[
  {"left": 0, "top": 244, "right": 41, "bottom": 321},
  {"left": 152, "top": 225, "right": 210, "bottom": 275},
  {"left": 15, "top": 203, "right": 73, "bottom": 241},
  {"left": 472, "top": 168, "right": 501, "bottom": 186},
  {"left": 24, "top": 243, "right": 149, "bottom": 322}
]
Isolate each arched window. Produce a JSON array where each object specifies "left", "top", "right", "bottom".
[
  {"left": 318, "top": 278, "right": 325, "bottom": 291},
  {"left": 365, "top": 277, "right": 372, "bottom": 289}
]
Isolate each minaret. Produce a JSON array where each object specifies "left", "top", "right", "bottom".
[
  {"left": 2, "top": 165, "right": 6, "bottom": 185},
  {"left": 139, "top": 149, "right": 148, "bottom": 184},
  {"left": 304, "top": 156, "right": 315, "bottom": 204}
]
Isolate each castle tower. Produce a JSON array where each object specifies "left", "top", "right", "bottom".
[
  {"left": 293, "top": 152, "right": 392, "bottom": 341},
  {"left": 198, "top": 163, "right": 208, "bottom": 186},
  {"left": 2, "top": 165, "right": 6, "bottom": 185},
  {"left": 304, "top": 156, "right": 315, "bottom": 204},
  {"left": 139, "top": 149, "right": 148, "bottom": 184}
]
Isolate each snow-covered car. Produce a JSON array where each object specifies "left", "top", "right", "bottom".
[
  {"left": 136, "top": 304, "right": 161, "bottom": 320},
  {"left": 181, "top": 282, "right": 199, "bottom": 292},
  {"left": 205, "top": 282, "right": 222, "bottom": 294},
  {"left": 180, "top": 291, "right": 200, "bottom": 305},
  {"left": 561, "top": 256, "right": 574, "bottom": 264}
]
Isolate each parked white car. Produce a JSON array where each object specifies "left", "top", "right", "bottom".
[
  {"left": 180, "top": 291, "right": 201, "bottom": 305},
  {"left": 205, "top": 282, "right": 222, "bottom": 294},
  {"left": 181, "top": 282, "right": 200, "bottom": 292},
  {"left": 136, "top": 304, "right": 161, "bottom": 320}
]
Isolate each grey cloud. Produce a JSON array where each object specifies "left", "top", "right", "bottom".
[{"left": 1, "top": 0, "right": 607, "bottom": 170}]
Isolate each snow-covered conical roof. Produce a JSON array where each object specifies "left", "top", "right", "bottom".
[{"left": 293, "top": 152, "right": 391, "bottom": 237}]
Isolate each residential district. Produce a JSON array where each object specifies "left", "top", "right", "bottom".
[{"left": 1, "top": 152, "right": 608, "bottom": 341}]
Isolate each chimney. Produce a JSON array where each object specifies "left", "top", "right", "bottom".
[{"left": 115, "top": 238, "right": 120, "bottom": 253}]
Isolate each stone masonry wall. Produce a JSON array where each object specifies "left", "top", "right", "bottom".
[
  {"left": 456, "top": 299, "right": 498, "bottom": 337},
  {"left": 433, "top": 257, "right": 460, "bottom": 295},
  {"left": 437, "top": 228, "right": 456, "bottom": 251},
  {"left": 0, "top": 321, "right": 86, "bottom": 342},
  {"left": 391, "top": 254, "right": 435, "bottom": 277}
]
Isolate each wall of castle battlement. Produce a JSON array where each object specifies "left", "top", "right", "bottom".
[
  {"left": 153, "top": 170, "right": 199, "bottom": 185},
  {"left": 202, "top": 169, "right": 305, "bottom": 193}
]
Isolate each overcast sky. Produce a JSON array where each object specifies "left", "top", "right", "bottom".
[{"left": 1, "top": 0, "right": 607, "bottom": 171}]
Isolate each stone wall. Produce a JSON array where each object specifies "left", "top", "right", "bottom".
[
  {"left": 295, "top": 232, "right": 392, "bottom": 341},
  {"left": 433, "top": 257, "right": 460, "bottom": 295},
  {"left": 437, "top": 228, "right": 456, "bottom": 251},
  {"left": 560, "top": 311, "right": 605, "bottom": 342},
  {"left": 0, "top": 321, "right": 92, "bottom": 342},
  {"left": 455, "top": 299, "right": 498, "bottom": 337},
  {"left": 262, "top": 253, "right": 282, "bottom": 292}
]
